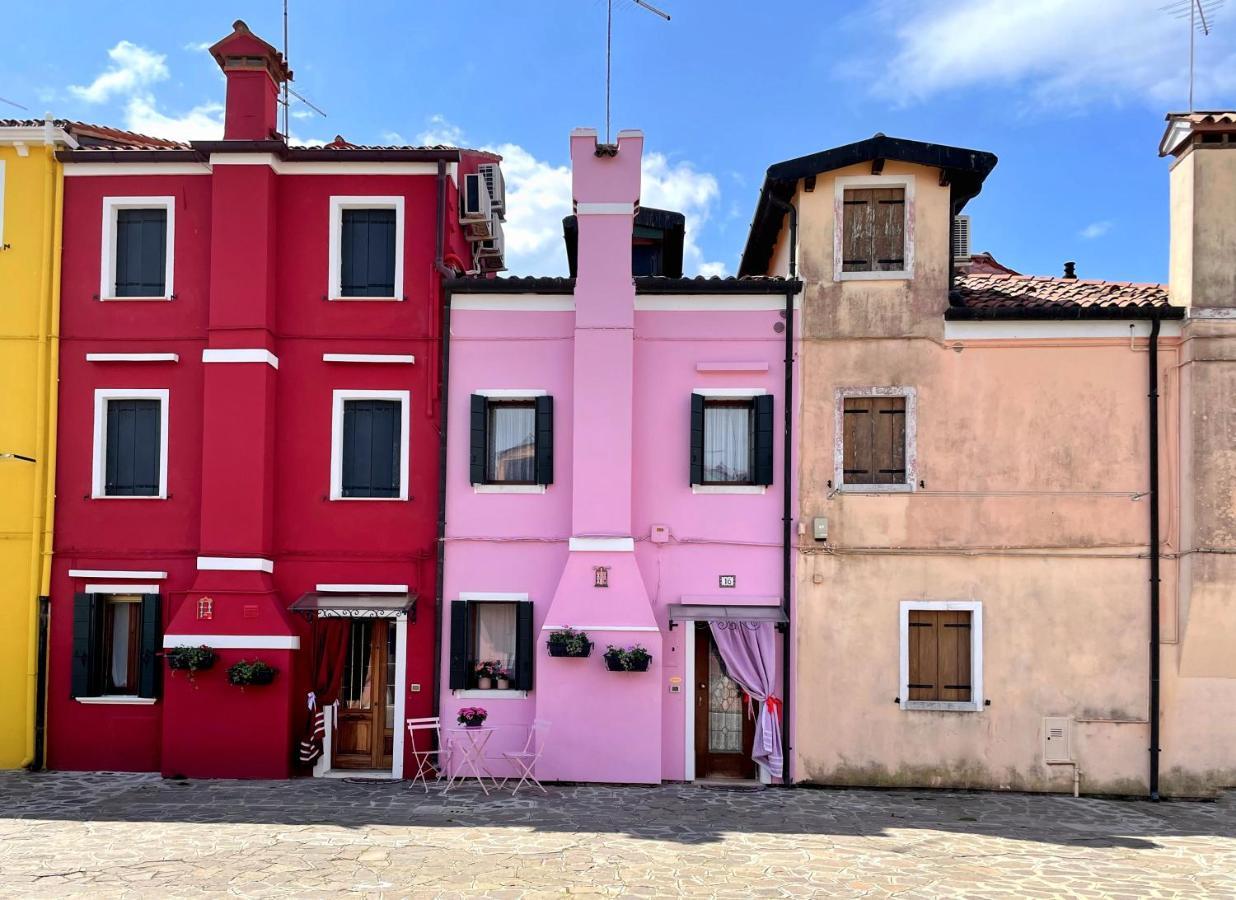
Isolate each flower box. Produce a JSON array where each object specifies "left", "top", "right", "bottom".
[
  {"left": 603, "top": 644, "right": 653, "bottom": 672},
  {"left": 165, "top": 645, "right": 217, "bottom": 673},
  {"left": 546, "top": 628, "right": 593, "bottom": 658},
  {"left": 227, "top": 659, "right": 277, "bottom": 687}
]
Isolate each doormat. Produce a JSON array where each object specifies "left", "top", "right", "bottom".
[
  {"left": 695, "top": 780, "right": 765, "bottom": 793},
  {"left": 342, "top": 777, "right": 402, "bottom": 785}
]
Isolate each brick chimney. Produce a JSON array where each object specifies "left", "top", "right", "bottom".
[{"left": 208, "top": 20, "right": 291, "bottom": 141}]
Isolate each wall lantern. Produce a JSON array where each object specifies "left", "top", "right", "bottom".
[
  {"left": 594, "top": 566, "right": 609, "bottom": 588},
  {"left": 197, "top": 597, "right": 214, "bottom": 620}
]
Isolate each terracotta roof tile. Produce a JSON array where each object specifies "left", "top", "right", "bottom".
[
  {"left": 0, "top": 119, "right": 186, "bottom": 149},
  {"left": 952, "top": 273, "right": 1174, "bottom": 319}
]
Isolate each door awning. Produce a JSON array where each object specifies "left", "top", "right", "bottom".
[
  {"left": 667, "top": 603, "right": 786, "bottom": 626},
  {"left": 290, "top": 592, "right": 416, "bottom": 619}
]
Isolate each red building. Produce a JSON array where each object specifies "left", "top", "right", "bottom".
[{"left": 47, "top": 20, "right": 502, "bottom": 778}]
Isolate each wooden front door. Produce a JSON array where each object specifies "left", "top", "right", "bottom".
[
  {"left": 694, "top": 623, "right": 756, "bottom": 780},
  {"left": 333, "top": 619, "right": 396, "bottom": 770}
]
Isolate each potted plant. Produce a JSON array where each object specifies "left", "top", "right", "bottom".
[
  {"left": 457, "top": 706, "right": 488, "bottom": 728},
  {"left": 474, "top": 660, "right": 501, "bottom": 690},
  {"left": 164, "top": 645, "right": 216, "bottom": 685},
  {"left": 495, "top": 667, "right": 511, "bottom": 690},
  {"left": 226, "top": 659, "right": 277, "bottom": 688},
  {"left": 546, "top": 627, "right": 593, "bottom": 658},
  {"left": 604, "top": 644, "right": 653, "bottom": 672}
]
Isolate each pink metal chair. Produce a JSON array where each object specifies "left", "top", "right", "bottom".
[
  {"left": 501, "top": 719, "right": 550, "bottom": 795},
  {"left": 406, "top": 717, "right": 450, "bottom": 793}
]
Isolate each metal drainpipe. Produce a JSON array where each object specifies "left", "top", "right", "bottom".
[
  {"left": 1148, "top": 312, "right": 1161, "bottom": 801},
  {"left": 767, "top": 193, "right": 797, "bottom": 786}
]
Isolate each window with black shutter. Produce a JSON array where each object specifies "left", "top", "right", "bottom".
[
  {"left": 341, "top": 399, "right": 402, "bottom": 498},
  {"left": 114, "top": 208, "right": 168, "bottom": 297},
  {"left": 104, "top": 398, "right": 162, "bottom": 496},
  {"left": 841, "top": 188, "right": 905, "bottom": 273},
  {"left": 689, "top": 394, "right": 774, "bottom": 487},
  {"left": 842, "top": 395, "right": 907, "bottom": 486},
  {"left": 906, "top": 610, "right": 972, "bottom": 703},
  {"left": 71, "top": 592, "right": 162, "bottom": 699},
  {"left": 469, "top": 394, "right": 553, "bottom": 486},
  {"left": 340, "top": 208, "right": 397, "bottom": 297},
  {"left": 448, "top": 599, "right": 534, "bottom": 692}
]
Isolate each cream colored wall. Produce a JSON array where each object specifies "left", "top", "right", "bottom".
[{"left": 1167, "top": 151, "right": 1194, "bottom": 308}]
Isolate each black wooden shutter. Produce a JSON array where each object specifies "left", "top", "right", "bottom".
[
  {"left": 469, "top": 395, "right": 488, "bottom": 484},
  {"left": 342, "top": 400, "right": 400, "bottom": 497},
  {"left": 689, "top": 393, "right": 705, "bottom": 485},
  {"left": 115, "top": 208, "right": 167, "bottom": 297},
  {"left": 448, "top": 600, "right": 471, "bottom": 690},
  {"left": 71, "top": 593, "right": 101, "bottom": 698},
  {"left": 534, "top": 395, "right": 554, "bottom": 486},
  {"left": 514, "top": 601, "right": 535, "bottom": 690},
  {"left": 105, "top": 399, "right": 161, "bottom": 496},
  {"left": 341, "top": 209, "right": 397, "bottom": 297},
  {"left": 138, "top": 593, "right": 162, "bottom": 699},
  {"left": 753, "top": 394, "right": 774, "bottom": 486}
]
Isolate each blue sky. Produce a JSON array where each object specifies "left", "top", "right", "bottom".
[{"left": 4, "top": 0, "right": 1235, "bottom": 281}]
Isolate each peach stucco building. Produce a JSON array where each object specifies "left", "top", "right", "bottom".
[{"left": 740, "top": 119, "right": 1236, "bottom": 797}]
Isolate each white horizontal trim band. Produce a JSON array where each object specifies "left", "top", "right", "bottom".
[
  {"left": 475, "top": 388, "right": 548, "bottom": 398},
  {"left": 540, "top": 625, "right": 660, "bottom": 632},
  {"left": 316, "top": 583, "right": 408, "bottom": 593},
  {"left": 163, "top": 634, "right": 301, "bottom": 650},
  {"left": 75, "top": 696, "right": 157, "bottom": 705},
  {"left": 575, "top": 202, "right": 633, "bottom": 215},
  {"left": 66, "top": 164, "right": 211, "bottom": 176},
  {"left": 202, "top": 348, "right": 279, "bottom": 368},
  {"left": 459, "top": 592, "right": 530, "bottom": 602},
  {"left": 693, "top": 388, "right": 767, "bottom": 398},
  {"left": 85, "top": 584, "right": 159, "bottom": 594},
  {"left": 451, "top": 295, "right": 801, "bottom": 312},
  {"left": 196, "top": 556, "right": 274, "bottom": 573},
  {"left": 568, "top": 537, "right": 635, "bottom": 552},
  {"left": 453, "top": 295, "right": 575, "bottom": 312},
  {"left": 322, "top": 353, "right": 415, "bottom": 364},
  {"left": 86, "top": 353, "right": 180, "bottom": 363},
  {"left": 70, "top": 569, "right": 168, "bottom": 579},
  {"left": 473, "top": 484, "right": 546, "bottom": 494}
]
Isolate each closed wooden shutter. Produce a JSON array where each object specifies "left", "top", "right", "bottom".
[
  {"left": 71, "top": 593, "right": 101, "bottom": 698},
  {"left": 841, "top": 188, "right": 905, "bottom": 273},
  {"left": 689, "top": 393, "right": 705, "bottom": 485},
  {"left": 342, "top": 399, "right": 401, "bottom": 497},
  {"left": 105, "top": 399, "right": 161, "bottom": 496},
  {"left": 753, "top": 394, "right": 774, "bottom": 486},
  {"left": 340, "top": 208, "right": 397, "bottom": 297},
  {"left": 514, "top": 601, "right": 535, "bottom": 690},
  {"left": 842, "top": 395, "right": 906, "bottom": 485},
  {"left": 114, "top": 208, "right": 167, "bottom": 297},
  {"left": 534, "top": 395, "right": 554, "bottom": 486},
  {"left": 138, "top": 594, "right": 162, "bottom": 699},
  {"left": 907, "top": 610, "right": 971, "bottom": 702},
  {"left": 448, "top": 600, "right": 471, "bottom": 690},
  {"left": 469, "top": 395, "right": 488, "bottom": 485}
]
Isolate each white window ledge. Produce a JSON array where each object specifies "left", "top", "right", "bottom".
[
  {"left": 473, "top": 484, "right": 546, "bottom": 494},
  {"left": 836, "top": 484, "right": 915, "bottom": 494},
  {"left": 453, "top": 689, "right": 529, "bottom": 700},
  {"left": 692, "top": 485, "right": 766, "bottom": 495},
  {"left": 75, "top": 696, "right": 157, "bottom": 706},
  {"left": 837, "top": 270, "right": 912, "bottom": 282},
  {"left": 902, "top": 701, "right": 983, "bottom": 713},
  {"left": 328, "top": 296, "right": 403, "bottom": 303}
]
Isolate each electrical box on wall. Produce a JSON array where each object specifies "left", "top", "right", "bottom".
[
  {"left": 1043, "top": 716, "right": 1072, "bottom": 763},
  {"left": 650, "top": 524, "right": 670, "bottom": 544},
  {"left": 813, "top": 517, "right": 829, "bottom": 541}
]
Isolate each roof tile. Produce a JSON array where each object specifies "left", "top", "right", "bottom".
[{"left": 952, "top": 273, "right": 1171, "bottom": 317}]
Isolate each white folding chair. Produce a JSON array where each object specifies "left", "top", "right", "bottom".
[
  {"left": 406, "top": 717, "right": 450, "bottom": 793},
  {"left": 501, "top": 719, "right": 550, "bottom": 795}
]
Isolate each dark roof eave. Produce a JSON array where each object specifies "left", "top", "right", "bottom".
[
  {"left": 57, "top": 148, "right": 206, "bottom": 163},
  {"left": 446, "top": 276, "right": 801, "bottom": 295},
  {"left": 944, "top": 304, "right": 1184, "bottom": 321}
]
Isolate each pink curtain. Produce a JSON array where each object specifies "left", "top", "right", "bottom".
[{"left": 708, "top": 620, "right": 783, "bottom": 778}]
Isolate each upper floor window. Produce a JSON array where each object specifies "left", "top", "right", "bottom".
[
  {"left": 71, "top": 592, "right": 162, "bottom": 701},
  {"left": 834, "top": 176, "right": 914, "bottom": 281},
  {"left": 330, "top": 390, "right": 410, "bottom": 500},
  {"left": 690, "top": 392, "right": 773, "bottom": 491},
  {"left": 329, "top": 197, "right": 405, "bottom": 300},
  {"left": 834, "top": 387, "right": 916, "bottom": 492},
  {"left": 469, "top": 393, "right": 553, "bottom": 491},
  {"left": 101, "top": 197, "right": 175, "bottom": 300},
  {"left": 92, "top": 389, "right": 169, "bottom": 499}
]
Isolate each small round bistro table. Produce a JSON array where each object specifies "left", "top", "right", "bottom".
[{"left": 443, "top": 725, "right": 499, "bottom": 795}]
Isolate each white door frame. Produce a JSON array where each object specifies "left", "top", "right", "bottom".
[{"left": 312, "top": 614, "right": 406, "bottom": 779}]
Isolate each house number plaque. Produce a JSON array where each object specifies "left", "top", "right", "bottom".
[{"left": 719, "top": 575, "right": 736, "bottom": 588}]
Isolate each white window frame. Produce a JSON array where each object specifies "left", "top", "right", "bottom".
[
  {"left": 92, "top": 388, "right": 170, "bottom": 499},
  {"left": 454, "top": 592, "right": 530, "bottom": 700},
  {"left": 328, "top": 196, "right": 406, "bottom": 301},
  {"left": 691, "top": 387, "right": 768, "bottom": 495},
  {"left": 329, "top": 389, "right": 410, "bottom": 501},
  {"left": 833, "top": 174, "right": 915, "bottom": 282},
  {"left": 99, "top": 196, "right": 175, "bottom": 300},
  {"left": 899, "top": 600, "right": 983, "bottom": 713},
  {"left": 833, "top": 386, "right": 917, "bottom": 494}
]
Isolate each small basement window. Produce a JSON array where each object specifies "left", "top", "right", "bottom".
[{"left": 900, "top": 601, "right": 983, "bottom": 712}]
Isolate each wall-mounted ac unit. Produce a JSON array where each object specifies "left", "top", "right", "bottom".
[
  {"left": 952, "top": 214, "right": 971, "bottom": 261},
  {"left": 460, "top": 172, "right": 493, "bottom": 230},
  {"left": 476, "top": 253, "right": 506, "bottom": 273},
  {"left": 478, "top": 163, "right": 505, "bottom": 219},
  {"left": 475, "top": 219, "right": 504, "bottom": 259}
]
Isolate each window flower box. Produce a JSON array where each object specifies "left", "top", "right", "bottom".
[
  {"left": 546, "top": 628, "right": 592, "bottom": 658},
  {"left": 604, "top": 644, "right": 653, "bottom": 672},
  {"left": 227, "top": 659, "right": 277, "bottom": 688}
]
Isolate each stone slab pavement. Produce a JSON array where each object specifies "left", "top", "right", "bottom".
[{"left": 0, "top": 772, "right": 1233, "bottom": 898}]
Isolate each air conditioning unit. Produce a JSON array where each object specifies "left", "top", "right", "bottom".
[
  {"left": 460, "top": 172, "right": 493, "bottom": 231},
  {"left": 952, "top": 214, "right": 971, "bottom": 261},
  {"left": 476, "top": 253, "right": 506, "bottom": 273},
  {"left": 475, "top": 219, "right": 504, "bottom": 259},
  {"left": 478, "top": 163, "right": 505, "bottom": 219}
]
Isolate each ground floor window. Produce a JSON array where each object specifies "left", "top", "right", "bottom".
[
  {"left": 72, "top": 592, "right": 162, "bottom": 699},
  {"left": 449, "top": 597, "right": 534, "bottom": 692},
  {"left": 899, "top": 600, "right": 983, "bottom": 712}
]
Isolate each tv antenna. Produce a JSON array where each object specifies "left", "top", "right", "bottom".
[
  {"left": 1162, "top": 0, "right": 1224, "bottom": 110},
  {"left": 604, "top": 0, "right": 670, "bottom": 142},
  {"left": 0, "top": 95, "right": 29, "bottom": 111},
  {"left": 279, "top": 0, "right": 326, "bottom": 139}
]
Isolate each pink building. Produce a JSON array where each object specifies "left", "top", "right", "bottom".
[{"left": 439, "top": 129, "right": 799, "bottom": 783}]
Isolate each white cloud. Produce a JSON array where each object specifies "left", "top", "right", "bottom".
[
  {"left": 69, "top": 41, "right": 168, "bottom": 103},
  {"left": 124, "top": 95, "right": 222, "bottom": 142},
  {"left": 1080, "top": 220, "right": 1113, "bottom": 239},
  {"left": 866, "top": 0, "right": 1236, "bottom": 109},
  {"left": 183, "top": 41, "right": 213, "bottom": 54},
  {"left": 418, "top": 115, "right": 465, "bottom": 147}
]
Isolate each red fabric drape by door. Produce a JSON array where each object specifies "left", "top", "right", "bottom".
[{"left": 297, "top": 618, "right": 350, "bottom": 767}]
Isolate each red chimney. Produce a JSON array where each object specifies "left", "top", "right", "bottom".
[{"left": 208, "top": 20, "right": 291, "bottom": 141}]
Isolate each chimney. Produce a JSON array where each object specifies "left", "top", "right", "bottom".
[
  {"left": 1063, "top": 261, "right": 1077, "bottom": 279},
  {"left": 1160, "top": 111, "right": 1236, "bottom": 307},
  {"left": 208, "top": 20, "right": 291, "bottom": 142}
]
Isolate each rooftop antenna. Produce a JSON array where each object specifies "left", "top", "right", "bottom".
[
  {"left": 0, "top": 96, "right": 29, "bottom": 111},
  {"left": 1162, "top": 0, "right": 1224, "bottom": 111},
  {"left": 279, "top": 0, "right": 326, "bottom": 139},
  {"left": 605, "top": 0, "right": 670, "bottom": 143}
]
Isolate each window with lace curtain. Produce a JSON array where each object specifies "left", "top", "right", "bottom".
[{"left": 689, "top": 392, "right": 774, "bottom": 488}]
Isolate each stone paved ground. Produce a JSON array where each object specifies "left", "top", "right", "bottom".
[{"left": 0, "top": 773, "right": 1234, "bottom": 898}]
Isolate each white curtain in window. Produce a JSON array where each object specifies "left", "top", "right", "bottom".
[
  {"left": 475, "top": 603, "right": 517, "bottom": 672},
  {"left": 110, "top": 602, "right": 134, "bottom": 690},
  {"left": 488, "top": 405, "right": 535, "bottom": 483},
  {"left": 704, "top": 405, "right": 752, "bottom": 483}
]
